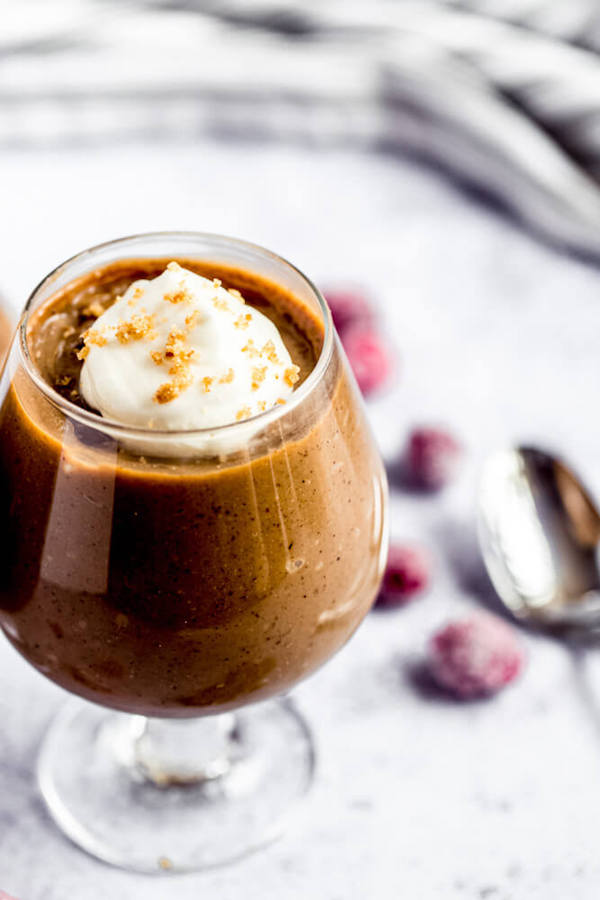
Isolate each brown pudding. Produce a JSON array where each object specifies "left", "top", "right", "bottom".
[{"left": 0, "top": 258, "right": 386, "bottom": 717}]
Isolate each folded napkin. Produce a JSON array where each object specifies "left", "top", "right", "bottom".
[{"left": 3, "top": 0, "right": 600, "bottom": 257}]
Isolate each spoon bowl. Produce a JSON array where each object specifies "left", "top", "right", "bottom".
[{"left": 478, "top": 446, "right": 600, "bottom": 629}]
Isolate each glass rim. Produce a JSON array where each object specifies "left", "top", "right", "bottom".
[{"left": 18, "top": 230, "right": 333, "bottom": 440}]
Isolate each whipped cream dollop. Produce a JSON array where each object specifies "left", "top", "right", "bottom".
[{"left": 79, "top": 262, "right": 299, "bottom": 439}]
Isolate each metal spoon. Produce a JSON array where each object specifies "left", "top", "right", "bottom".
[{"left": 478, "top": 446, "right": 600, "bottom": 630}]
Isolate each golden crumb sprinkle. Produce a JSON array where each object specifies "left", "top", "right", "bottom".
[
  {"left": 242, "top": 338, "right": 284, "bottom": 366},
  {"left": 82, "top": 328, "right": 108, "bottom": 347},
  {"left": 212, "top": 278, "right": 222, "bottom": 288},
  {"left": 168, "top": 356, "right": 194, "bottom": 377},
  {"left": 251, "top": 365, "right": 267, "bottom": 391},
  {"left": 236, "top": 406, "right": 251, "bottom": 421},
  {"left": 257, "top": 400, "right": 267, "bottom": 412},
  {"left": 83, "top": 300, "right": 105, "bottom": 318},
  {"left": 242, "top": 339, "right": 261, "bottom": 359},
  {"left": 200, "top": 376, "right": 214, "bottom": 393},
  {"left": 276, "top": 397, "right": 286, "bottom": 405},
  {"left": 212, "top": 295, "right": 230, "bottom": 312},
  {"left": 284, "top": 365, "right": 300, "bottom": 387},
  {"left": 154, "top": 383, "right": 177, "bottom": 404},
  {"left": 153, "top": 367, "right": 193, "bottom": 404},
  {"left": 152, "top": 322, "right": 196, "bottom": 403},
  {"left": 158, "top": 857, "right": 173, "bottom": 871},
  {"left": 219, "top": 368, "right": 235, "bottom": 384},
  {"left": 185, "top": 310, "right": 201, "bottom": 329},
  {"left": 166, "top": 261, "right": 181, "bottom": 271},
  {"left": 133, "top": 286, "right": 144, "bottom": 300},
  {"left": 262, "top": 340, "right": 280, "bottom": 364},
  {"left": 234, "top": 313, "right": 252, "bottom": 330},
  {"left": 115, "top": 314, "right": 156, "bottom": 344},
  {"left": 78, "top": 328, "right": 108, "bottom": 359},
  {"left": 164, "top": 327, "right": 187, "bottom": 358},
  {"left": 164, "top": 289, "right": 190, "bottom": 304},
  {"left": 228, "top": 288, "right": 244, "bottom": 302}
]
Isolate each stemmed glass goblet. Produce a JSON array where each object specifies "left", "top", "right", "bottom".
[{"left": 0, "top": 232, "right": 388, "bottom": 872}]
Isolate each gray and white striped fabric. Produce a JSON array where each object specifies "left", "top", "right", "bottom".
[{"left": 3, "top": 0, "right": 600, "bottom": 257}]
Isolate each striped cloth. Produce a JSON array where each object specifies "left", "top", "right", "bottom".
[{"left": 3, "top": 0, "right": 600, "bottom": 256}]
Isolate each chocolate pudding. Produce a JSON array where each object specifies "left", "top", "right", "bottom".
[{"left": 0, "top": 256, "right": 387, "bottom": 717}]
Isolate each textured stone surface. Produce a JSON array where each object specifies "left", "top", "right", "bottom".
[{"left": 1, "top": 141, "right": 600, "bottom": 899}]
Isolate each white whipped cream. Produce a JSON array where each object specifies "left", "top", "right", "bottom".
[{"left": 79, "top": 263, "right": 299, "bottom": 455}]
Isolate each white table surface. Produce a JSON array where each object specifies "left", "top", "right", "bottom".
[{"left": 1, "top": 140, "right": 600, "bottom": 900}]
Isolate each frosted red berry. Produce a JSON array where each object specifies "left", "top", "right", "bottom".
[
  {"left": 342, "top": 327, "right": 393, "bottom": 397},
  {"left": 427, "top": 613, "right": 524, "bottom": 699},
  {"left": 406, "top": 427, "right": 462, "bottom": 489},
  {"left": 324, "top": 289, "right": 373, "bottom": 336},
  {"left": 377, "top": 544, "right": 430, "bottom": 607}
]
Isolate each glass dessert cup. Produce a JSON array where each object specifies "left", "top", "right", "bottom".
[{"left": 0, "top": 233, "right": 388, "bottom": 873}]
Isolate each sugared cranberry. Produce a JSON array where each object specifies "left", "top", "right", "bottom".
[
  {"left": 0, "top": 893, "right": 19, "bottom": 900},
  {"left": 342, "top": 327, "right": 393, "bottom": 397},
  {"left": 376, "top": 544, "right": 430, "bottom": 608},
  {"left": 427, "top": 613, "right": 524, "bottom": 699},
  {"left": 405, "top": 427, "right": 462, "bottom": 489},
  {"left": 324, "top": 289, "right": 373, "bottom": 336}
]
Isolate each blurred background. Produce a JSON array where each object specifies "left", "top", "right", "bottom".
[{"left": 3, "top": 2, "right": 600, "bottom": 898}]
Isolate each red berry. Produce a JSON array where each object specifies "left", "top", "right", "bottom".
[
  {"left": 377, "top": 544, "right": 430, "bottom": 607},
  {"left": 0, "top": 893, "right": 19, "bottom": 900},
  {"left": 342, "top": 327, "right": 393, "bottom": 397},
  {"left": 427, "top": 613, "right": 524, "bottom": 699},
  {"left": 324, "top": 289, "right": 373, "bottom": 336},
  {"left": 406, "top": 427, "right": 462, "bottom": 489}
]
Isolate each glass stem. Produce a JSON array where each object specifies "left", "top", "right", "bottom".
[{"left": 127, "top": 714, "right": 239, "bottom": 786}]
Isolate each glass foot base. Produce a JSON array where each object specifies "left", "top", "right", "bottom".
[{"left": 37, "top": 699, "right": 315, "bottom": 873}]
